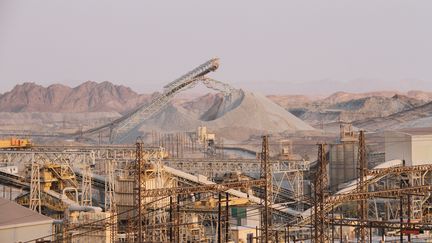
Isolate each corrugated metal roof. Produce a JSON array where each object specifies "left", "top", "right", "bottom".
[{"left": 0, "top": 197, "right": 53, "bottom": 228}]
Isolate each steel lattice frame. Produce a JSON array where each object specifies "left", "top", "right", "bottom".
[
  {"left": 313, "top": 143, "right": 329, "bottom": 243},
  {"left": 260, "top": 135, "right": 272, "bottom": 243},
  {"left": 29, "top": 159, "right": 41, "bottom": 212},
  {"left": 357, "top": 131, "right": 368, "bottom": 242}
]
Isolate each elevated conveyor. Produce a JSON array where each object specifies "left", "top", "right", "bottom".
[
  {"left": 78, "top": 58, "right": 221, "bottom": 143},
  {"left": 0, "top": 170, "right": 29, "bottom": 189},
  {"left": 73, "top": 163, "right": 303, "bottom": 218},
  {"left": 0, "top": 59, "right": 238, "bottom": 142}
]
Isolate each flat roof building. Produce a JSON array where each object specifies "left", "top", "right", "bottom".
[
  {"left": 385, "top": 127, "right": 432, "bottom": 166},
  {"left": 0, "top": 198, "right": 54, "bottom": 243}
]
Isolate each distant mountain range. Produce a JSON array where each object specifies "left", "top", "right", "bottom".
[
  {"left": 268, "top": 91, "right": 432, "bottom": 109},
  {"left": 2, "top": 82, "right": 432, "bottom": 130},
  {"left": 267, "top": 91, "right": 432, "bottom": 128},
  {"left": 259, "top": 79, "right": 432, "bottom": 96},
  {"left": 1, "top": 81, "right": 432, "bottom": 133},
  {"left": 0, "top": 82, "right": 153, "bottom": 113}
]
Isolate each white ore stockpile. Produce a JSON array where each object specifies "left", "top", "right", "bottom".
[{"left": 136, "top": 89, "right": 314, "bottom": 138}]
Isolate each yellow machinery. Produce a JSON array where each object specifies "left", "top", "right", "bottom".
[{"left": 0, "top": 137, "right": 32, "bottom": 149}]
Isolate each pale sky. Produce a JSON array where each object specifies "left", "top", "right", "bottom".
[{"left": 1, "top": 1, "right": 432, "bottom": 94}]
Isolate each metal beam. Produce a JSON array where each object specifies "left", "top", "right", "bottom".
[{"left": 141, "top": 179, "right": 265, "bottom": 198}]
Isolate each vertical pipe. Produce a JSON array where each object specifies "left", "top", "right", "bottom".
[{"left": 256, "top": 226, "right": 259, "bottom": 243}]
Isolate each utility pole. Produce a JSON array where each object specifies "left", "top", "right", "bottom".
[{"left": 358, "top": 130, "right": 368, "bottom": 243}]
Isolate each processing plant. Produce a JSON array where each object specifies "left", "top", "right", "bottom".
[{"left": 2, "top": 59, "right": 432, "bottom": 243}]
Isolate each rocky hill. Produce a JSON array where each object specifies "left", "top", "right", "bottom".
[
  {"left": 354, "top": 101, "right": 432, "bottom": 131},
  {"left": 303, "top": 95, "right": 424, "bottom": 125},
  {"left": 0, "top": 82, "right": 152, "bottom": 113},
  {"left": 329, "top": 95, "right": 423, "bottom": 115},
  {"left": 321, "top": 91, "right": 402, "bottom": 104},
  {"left": 3, "top": 81, "right": 432, "bottom": 137},
  {"left": 269, "top": 91, "right": 429, "bottom": 126},
  {"left": 0, "top": 82, "right": 316, "bottom": 141},
  {"left": 269, "top": 90, "right": 432, "bottom": 109}
]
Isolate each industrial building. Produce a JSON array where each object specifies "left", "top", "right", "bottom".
[
  {"left": 329, "top": 123, "right": 358, "bottom": 191},
  {"left": 0, "top": 197, "right": 54, "bottom": 242},
  {"left": 2, "top": 59, "right": 432, "bottom": 242},
  {"left": 385, "top": 127, "right": 432, "bottom": 166}
]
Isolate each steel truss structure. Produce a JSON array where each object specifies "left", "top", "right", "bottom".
[
  {"left": 292, "top": 135, "right": 432, "bottom": 243},
  {"left": 165, "top": 158, "right": 309, "bottom": 208},
  {"left": 313, "top": 143, "right": 329, "bottom": 243},
  {"left": 0, "top": 144, "right": 306, "bottom": 242},
  {"left": 29, "top": 160, "right": 41, "bottom": 212},
  {"left": 0, "top": 147, "right": 308, "bottom": 210},
  {"left": 122, "top": 138, "right": 275, "bottom": 242}
]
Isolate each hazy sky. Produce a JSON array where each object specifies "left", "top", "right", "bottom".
[{"left": 1, "top": 1, "right": 432, "bottom": 94}]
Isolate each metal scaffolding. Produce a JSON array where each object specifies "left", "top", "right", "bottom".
[
  {"left": 29, "top": 159, "right": 41, "bottom": 212},
  {"left": 81, "top": 164, "right": 92, "bottom": 206},
  {"left": 134, "top": 141, "right": 146, "bottom": 243},
  {"left": 357, "top": 130, "right": 368, "bottom": 242},
  {"left": 313, "top": 143, "right": 329, "bottom": 243},
  {"left": 260, "top": 135, "right": 272, "bottom": 243}
]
